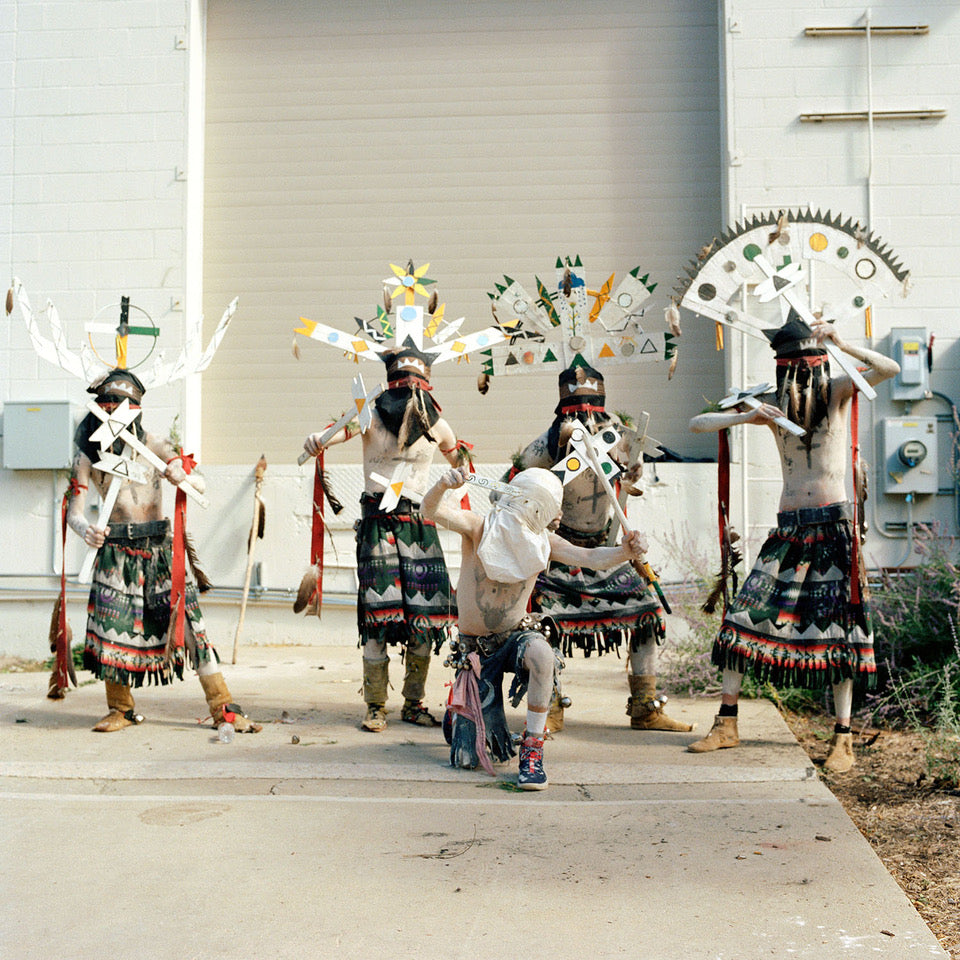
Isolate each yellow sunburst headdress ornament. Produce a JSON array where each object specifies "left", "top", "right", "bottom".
[{"left": 294, "top": 259, "right": 517, "bottom": 371}]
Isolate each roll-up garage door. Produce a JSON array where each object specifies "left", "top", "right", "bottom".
[{"left": 202, "top": 0, "right": 722, "bottom": 465}]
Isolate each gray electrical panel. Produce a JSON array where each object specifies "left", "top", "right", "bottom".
[
  {"left": 2, "top": 401, "right": 77, "bottom": 469},
  {"left": 881, "top": 416, "right": 938, "bottom": 495},
  {"left": 889, "top": 327, "right": 929, "bottom": 402}
]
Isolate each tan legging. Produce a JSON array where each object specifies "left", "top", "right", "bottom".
[{"left": 361, "top": 637, "right": 432, "bottom": 663}]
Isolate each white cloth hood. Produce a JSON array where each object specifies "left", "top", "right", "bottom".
[{"left": 476, "top": 468, "right": 563, "bottom": 584}]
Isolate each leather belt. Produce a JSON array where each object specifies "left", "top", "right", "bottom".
[
  {"left": 776, "top": 503, "right": 851, "bottom": 527},
  {"left": 105, "top": 519, "right": 170, "bottom": 541},
  {"left": 360, "top": 493, "right": 421, "bottom": 518}
]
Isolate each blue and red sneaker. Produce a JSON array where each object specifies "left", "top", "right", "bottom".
[{"left": 517, "top": 732, "right": 548, "bottom": 791}]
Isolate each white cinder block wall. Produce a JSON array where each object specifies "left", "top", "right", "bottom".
[
  {"left": 1, "top": 0, "right": 200, "bottom": 658},
  {"left": 716, "top": 1, "right": 960, "bottom": 572}
]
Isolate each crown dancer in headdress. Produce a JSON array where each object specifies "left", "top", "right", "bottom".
[
  {"left": 508, "top": 362, "right": 692, "bottom": 734},
  {"left": 481, "top": 258, "right": 687, "bottom": 733},
  {"left": 688, "top": 317, "right": 898, "bottom": 771},
  {"left": 69, "top": 369, "right": 260, "bottom": 733},
  {"left": 299, "top": 262, "right": 512, "bottom": 733},
  {"left": 675, "top": 210, "right": 911, "bottom": 772},
  {"left": 12, "top": 280, "right": 256, "bottom": 733}
]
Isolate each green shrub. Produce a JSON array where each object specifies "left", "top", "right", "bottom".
[
  {"left": 43, "top": 643, "right": 85, "bottom": 673},
  {"left": 866, "top": 525, "right": 960, "bottom": 725}
]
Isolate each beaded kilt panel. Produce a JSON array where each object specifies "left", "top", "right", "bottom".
[
  {"left": 355, "top": 511, "right": 456, "bottom": 652},
  {"left": 714, "top": 516, "right": 875, "bottom": 690},
  {"left": 84, "top": 534, "right": 216, "bottom": 687}
]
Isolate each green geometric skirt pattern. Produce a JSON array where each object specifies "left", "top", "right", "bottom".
[
  {"left": 84, "top": 534, "right": 218, "bottom": 687},
  {"left": 356, "top": 511, "right": 456, "bottom": 652},
  {"left": 713, "top": 515, "right": 875, "bottom": 690},
  {"left": 533, "top": 560, "right": 665, "bottom": 657}
]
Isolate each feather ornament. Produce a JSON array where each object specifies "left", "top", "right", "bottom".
[
  {"left": 319, "top": 464, "right": 343, "bottom": 515},
  {"left": 665, "top": 302, "right": 682, "bottom": 337},
  {"left": 802, "top": 377, "right": 814, "bottom": 435},
  {"left": 701, "top": 520, "right": 742, "bottom": 615},
  {"left": 293, "top": 566, "right": 320, "bottom": 616},
  {"left": 184, "top": 533, "right": 212, "bottom": 593}
]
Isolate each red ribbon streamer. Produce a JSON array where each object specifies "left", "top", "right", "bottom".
[
  {"left": 169, "top": 454, "right": 196, "bottom": 650},
  {"left": 850, "top": 391, "right": 862, "bottom": 605},
  {"left": 718, "top": 428, "right": 731, "bottom": 614},
  {"left": 54, "top": 478, "right": 84, "bottom": 690},
  {"left": 311, "top": 452, "right": 326, "bottom": 610}
]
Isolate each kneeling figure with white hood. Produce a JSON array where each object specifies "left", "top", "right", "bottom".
[{"left": 421, "top": 466, "right": 647, "bottom": 790}]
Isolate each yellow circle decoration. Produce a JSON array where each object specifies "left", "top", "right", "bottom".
[{"left": 809, "top": 232, "right": 828, "bottom": 252}]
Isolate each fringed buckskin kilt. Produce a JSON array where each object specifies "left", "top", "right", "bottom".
[
  {"left": 713, "top": 502, "right": 875, "bottom": 690},
  {"left": 356, "top": 495, "right": 455, "bottom": 652},
  {"left": 84, "top": 520, "right": 217, "bottom": 687},
  {"left": 532, "top": 526, "right": 666, "bottom": 657}
]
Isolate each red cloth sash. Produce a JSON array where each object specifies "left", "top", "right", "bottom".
[
  {"left": 718, "top": 428, "right": 731, "bottom": 614},
  {"left": 448, "top": 652, "right": 495, "bottom": 775},
  {"left": 169, "top": 453, "right": 196, "bottom": 649},
  {"left": 54, "top": 478, "right": 85, "bottom": 690},
  {"left": 311, "top": 451, "right": 327, "bottom": 608},
  {"left": 850, "top": 390, "right": 861, "bottom": 605}
]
